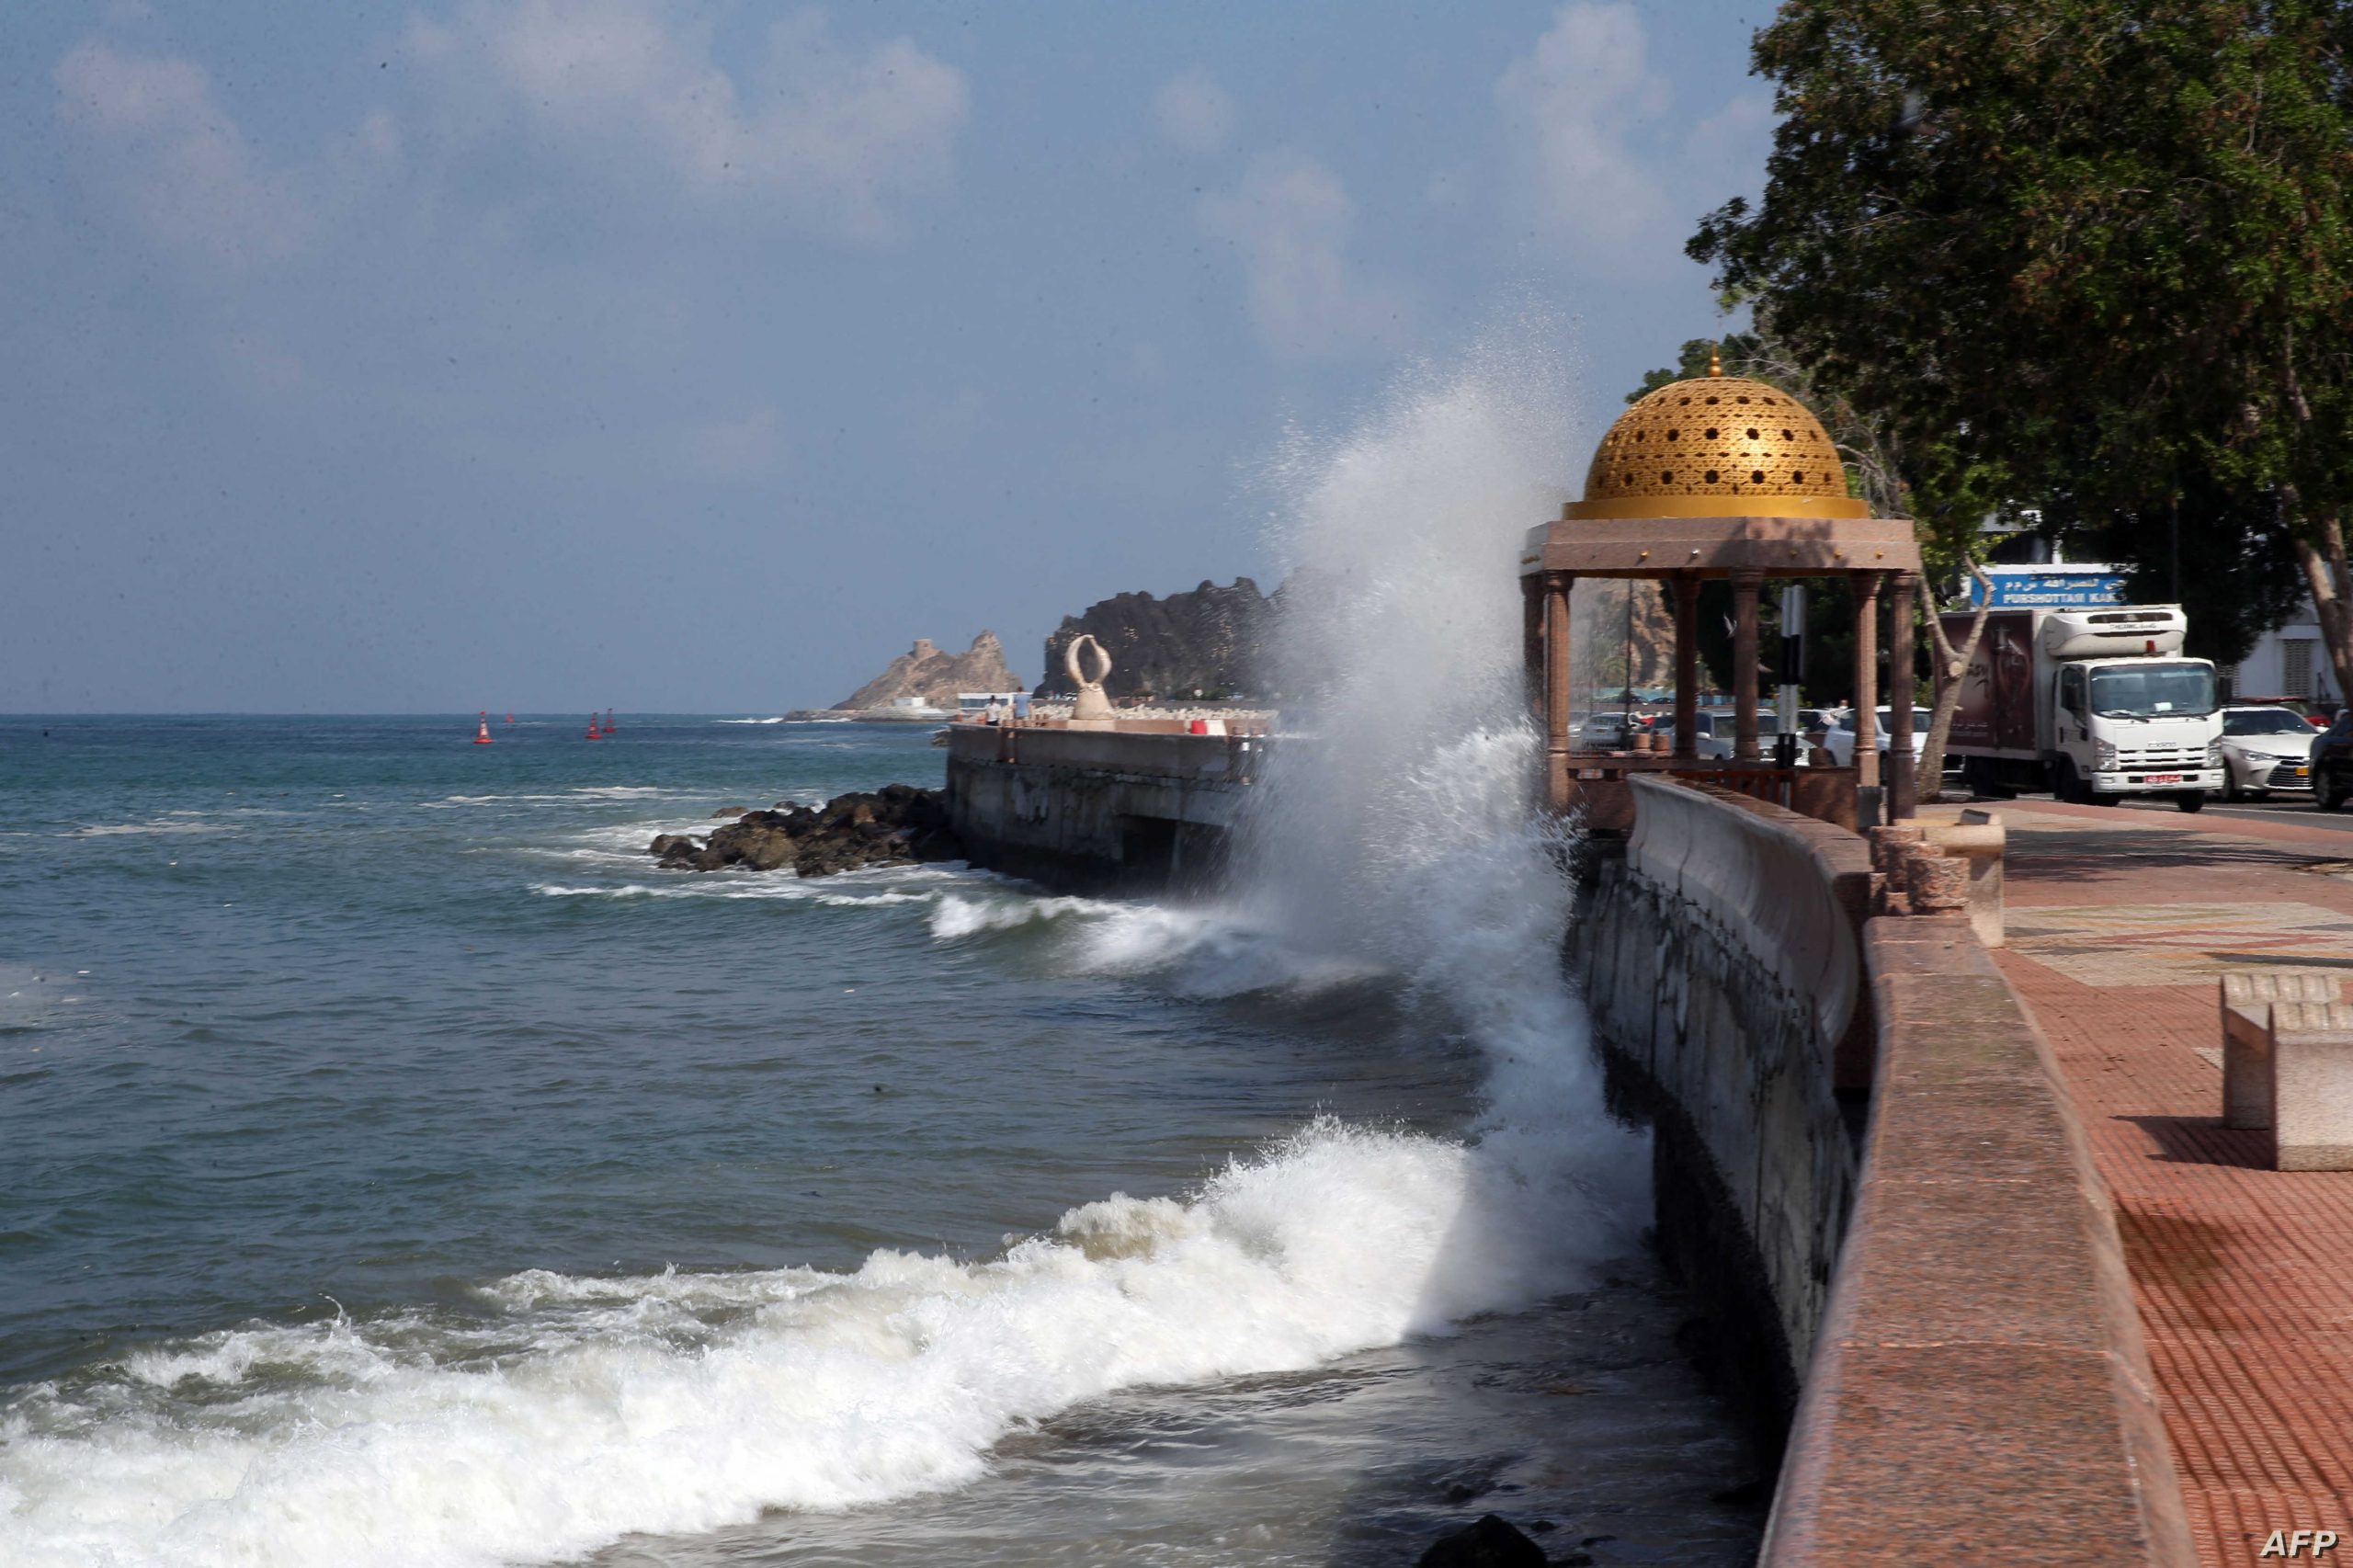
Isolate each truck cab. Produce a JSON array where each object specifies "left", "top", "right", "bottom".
[{"left": 1948, "top": 605, "right": 2223, "bottom": 810}]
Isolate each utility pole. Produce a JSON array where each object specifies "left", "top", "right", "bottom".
[{"left": 1776, "top": 582, "right": 1806, "bottom": 767}]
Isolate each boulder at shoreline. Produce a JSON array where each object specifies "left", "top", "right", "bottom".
[{"left": 650, "top": 785, "right": 961, "bottom": 878}]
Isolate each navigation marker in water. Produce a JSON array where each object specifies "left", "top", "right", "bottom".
[
  {"left": 472, "top": 712, "right": 494, "bottom": 744},
  {"left": 606, "top": 708, "right": 618, "bottom": 733},
  {"left": 585, "top": 714, "right": 603, "bottom": 740}
]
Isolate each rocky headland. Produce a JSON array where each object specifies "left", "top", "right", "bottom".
[
  {"left": 649, "top": 785, "right": 961, "bottom": 877},
  {"left": 790, "top": 632, "right": 1022, "bottom": 721},
  {"left": 1039, "top": 578, "right": 1274, "bottom": 700}
]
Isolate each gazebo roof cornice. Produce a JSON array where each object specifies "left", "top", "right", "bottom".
[{"left": 1518, "top": 514, "right": 1924, "bottom": 579}]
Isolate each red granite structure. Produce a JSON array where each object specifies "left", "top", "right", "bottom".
[{"left": 1522, "top": 356, "right": 1926, "bottom": 827}]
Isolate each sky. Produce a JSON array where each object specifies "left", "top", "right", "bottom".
[{"left": 0, "top": 1, "right": 1781, "bottom": 712}]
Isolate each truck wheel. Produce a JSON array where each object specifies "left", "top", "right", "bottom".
[
  {"left": 2175, "top": 792, "right": 2206, "bottom": 813},
  {"left": 2053, "top": 758, "right": 2086, "bottom": 803}
]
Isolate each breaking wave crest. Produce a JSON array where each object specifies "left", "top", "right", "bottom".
[{"left": 0, "top": 1118, "right": 1611, "bottom": 1568}]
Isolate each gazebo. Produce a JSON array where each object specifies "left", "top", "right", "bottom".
[{"left": 1521, "top": 356, "right": 1927, "bottom": 828}]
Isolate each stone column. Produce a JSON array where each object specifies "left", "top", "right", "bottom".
[
  {"left": 1544, "top": 572, "right": 1574, "bottom": 812},
  {"left": 1522, "top": 572, "right": 1545, "bottom": 721},
  {"left": 1732, "top": 570, "right": 1762, "bottom": 763},
  {"left": 1853, "top": 574, "right": 1881, "bottom": 790},
  {"left": 1888, "top": 572, "right": 1918, "bottom": 818},
  {"left": 1673, "top": 575, "right": 1700, "bottom": 760}
]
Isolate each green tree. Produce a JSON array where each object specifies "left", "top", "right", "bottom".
[{"left": 1691, "top": 0, "right": 2353, "bottom": 696}]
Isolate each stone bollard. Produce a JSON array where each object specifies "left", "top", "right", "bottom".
[
  {"left": 1868, "top": 824, "right": 1925, "bottom": 878},
  {"left": 1905, "top": 845, "right": 1970, "bottom": 914}
]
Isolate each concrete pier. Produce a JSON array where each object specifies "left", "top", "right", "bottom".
[{"left": 941, "top": 724, "right": 1259, "bottom": 891}]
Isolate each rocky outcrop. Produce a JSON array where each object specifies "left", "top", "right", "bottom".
[
  {"left": 1038, "top": 579, "right": 1272, "bottom": 700},
  {"left": 650, "top": 785, "right": 961, "bottom": 877},
  {"left": 835, "top": 632, "right": 1020, "bottom": 711}
]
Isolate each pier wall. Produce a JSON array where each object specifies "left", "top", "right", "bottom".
[
  {"left": 1575, "top": 777, "right": 2191, "bottom": 1566},
  {"left": 941, "top": 726, "right": 1256, "bottom": 891}
]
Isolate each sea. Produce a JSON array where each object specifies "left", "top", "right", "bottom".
[{"left": 0, "top": 715, "right": 1762, "bottom": 1567}]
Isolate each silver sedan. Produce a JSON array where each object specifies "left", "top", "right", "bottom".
[{"left": 2215, "top": 705, "right": 2319, "bottom": 800}]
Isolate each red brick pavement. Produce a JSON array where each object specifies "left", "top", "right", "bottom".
[{"left": 1990, "top": 803, "right": 2353, "bottom": 1564}]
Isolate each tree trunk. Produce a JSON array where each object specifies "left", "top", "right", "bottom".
[
  {"left": 2292, "top": 512, "right": 2353, "bottom": 705},
  {"left": 1918, "top": 560, "right": 1995, "bottom": 800}
]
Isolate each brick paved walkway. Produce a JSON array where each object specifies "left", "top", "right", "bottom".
[{"left": 1990, "top": 802, "right": 2353, "bottom": 1564}]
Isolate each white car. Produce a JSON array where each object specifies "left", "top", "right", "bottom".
[
  {"left": 1820, "top": 708, "right": 1932, "bottom": 768},
  {"left": 2215, "top": 705, "right": 2318, "bottom": 800}
]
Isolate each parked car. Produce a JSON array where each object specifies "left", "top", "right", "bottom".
[
  {"left": 1820, "top": 708, "right": 1933, "bottom": 768},
  {"left": 2313, "top": 710, "right": 2353, "bottom": 810},
  {"left": 1691, "top": 709, "right": 1786, "bottom": 760},
  {"left": 2214, "top": 705, "right": 2318, "bottom": 801},
  {"left": 1574, "top": 712, "right": 1635, "bottom": 749}
]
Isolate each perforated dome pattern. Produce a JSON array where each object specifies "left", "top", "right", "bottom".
[{"left": 1570, "top": 375, "right": 1863, "bottom": 518}]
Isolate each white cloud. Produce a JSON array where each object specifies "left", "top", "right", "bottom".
[
  {"left": 412, "top": 0, "right": 969, "bottom": 243},
  {"left": 1494, "top": 3, "right": 1677, "bottom": 274},
  {"left": 53, "top": 39, "right": 308, "bottom": 268},
  {"left": 688, "top": 405, "right": 783, "bottom": 478},
  {"left": 1152, "top": 68, "right": 1236, "bottom": 155},
  {"left": 1197, "top": 151, "right": 1405, "bottom": 358}
]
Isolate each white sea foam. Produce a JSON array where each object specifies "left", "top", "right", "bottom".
[{"left": 0, "top": 1118, "right": 1612, "bottom": 1568}]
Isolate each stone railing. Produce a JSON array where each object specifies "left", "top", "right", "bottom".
[{"left": 1574, "top": 777, "right": 2193, "bottom": 1566}]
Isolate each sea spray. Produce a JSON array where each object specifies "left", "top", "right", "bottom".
[{"left": 1236, "top": 331, "right": 1643, "bottom": 1178}]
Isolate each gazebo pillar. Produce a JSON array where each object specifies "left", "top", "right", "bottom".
[
  {"left": 1888, "top": 572, "right": 1918, "bottom": 818},
  {"left": 1522, "top": 573, "right": 1545, "bottom": 720},
  {"left": 1732, "top": 570, "right": 1763, "bottom": 762},
  {"left": 1543, "top": 571, "right": 1574, "bottom": 811},
  {"left": 1853, "top": 574, "right": 1881, "bottom": 791},
  {"left": 1672, "top": 575, "right": 1699, "bottom": 760}
]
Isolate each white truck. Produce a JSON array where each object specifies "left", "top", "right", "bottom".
[{"left": 1942, "top": 604, "right": 2223, "bottom": 812}]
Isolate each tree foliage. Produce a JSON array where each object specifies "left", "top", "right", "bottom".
[{"left": 1691, "top": 0, "right": 2353, "bottom": 690}]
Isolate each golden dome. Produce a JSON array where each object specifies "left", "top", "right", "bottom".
[{"left": 1565, "top": 369, "right": 1866, "bottom": 519}]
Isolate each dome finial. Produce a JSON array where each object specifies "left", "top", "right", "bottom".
[{"left": 1708, "top": 342, "right": 1722, "bottom": 378}]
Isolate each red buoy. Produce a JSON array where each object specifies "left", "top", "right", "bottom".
[
  {"left": 585, "top": 714, "right": 603, "bottom": 740},
  {"left": 472, "top": 711, "right": 494, "bottom": 744},
  {"left": 605, "top": 708, "right": 618, "bottom": 733}
]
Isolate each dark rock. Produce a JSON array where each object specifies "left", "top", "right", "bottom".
[
  {"left": 654, "top": 787, "right": 962, "bottom": 879},
  {"left": 1037, "top": 577, "right": 1274, "bottom": 700},
  {"left": 1711, "top": 1478, "right": 1771, "bottom": 1507},
  {"left": 1415, "top": 1515, "right": 1547, "bottom": 1568}
]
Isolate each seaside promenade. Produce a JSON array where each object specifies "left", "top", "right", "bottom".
[{"left": 1992, "top": 801, "right": 2353, "bottom": 1564}]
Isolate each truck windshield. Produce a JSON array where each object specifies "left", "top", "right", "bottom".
[{"left": 2089, "top": 664, "right": 2217, "bottom": 719}]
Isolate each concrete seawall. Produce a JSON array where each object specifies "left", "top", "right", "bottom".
[
  {"left": 941, "top": 726, "right": 1257, "bottom": 891},
  {"left": 1576, "top": 777, "right": 2191, "bottom": 1566},
  {"left": 944, "top": 735, "right": 2194, "bottom": 1563}
]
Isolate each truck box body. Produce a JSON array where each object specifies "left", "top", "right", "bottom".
[{"left": 1940, "top": 604, "right": 2222, "bottom": 801}]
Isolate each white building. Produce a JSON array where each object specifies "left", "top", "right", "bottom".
[{"left": 2229, "top": 603, "right": 2342, "bottom": 706}]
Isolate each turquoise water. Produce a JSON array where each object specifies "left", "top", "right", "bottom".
[{"left": 0, "top": 715, "right": 1760, "bottom": 1567}]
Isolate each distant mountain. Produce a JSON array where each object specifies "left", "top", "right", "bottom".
[
  {"left": 835, "top": 632, "right": 1021, "bottom": 710},
  {"left": 1038, "top": 579, "right": 1273, "bottom": 699}
]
